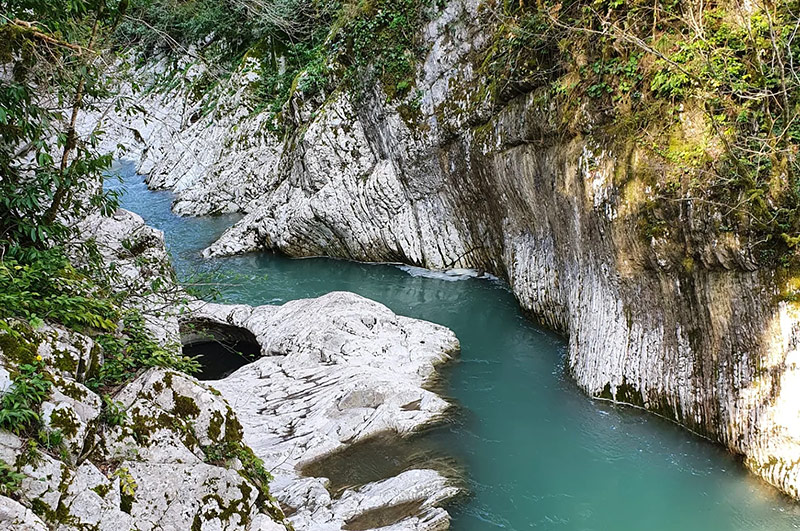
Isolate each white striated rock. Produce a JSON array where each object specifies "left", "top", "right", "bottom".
[
  {"left": 123, "top": 461, "right": 259, "bottom": 531},
  {"left": 189, "top": 291, "right": 461, "bottom": 529},
  {"left": 193, "top": 292, "right": 457, "bottom": 460},
  {"left": 95, "top": 0, "right": 800, "bottom": 502},
  {"left": 287, "top": 470, "right": 456, "bottom": 531},
  {"left": 76, "top": 208, "right": 182, "bottom": 347}
]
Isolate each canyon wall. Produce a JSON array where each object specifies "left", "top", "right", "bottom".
[{"left": 98, "top": 0, "right": 800, "bottom": 499}]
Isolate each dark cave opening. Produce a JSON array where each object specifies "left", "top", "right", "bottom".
[{"left": 180, "top": 319, "right": 261, "bottom": 380}]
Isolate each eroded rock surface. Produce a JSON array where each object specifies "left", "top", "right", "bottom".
[
  {"left": 187, "top": 292, "right": 461, "bottom": 529},
  {"left": 1, "top": 207, "right": 463, "bottom": 529},
  {"left": 0, "top": 211, "right": 288, "bottom": 530},
  {"left": 0, "top": 322, "right": 286, "bottom": 530},
  {"left": 75, "top": 208, "right": 183, "bottom": 346}
]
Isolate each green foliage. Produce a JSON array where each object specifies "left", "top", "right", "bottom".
[
  {"left": 115, "top": 0, "right": 326, "bottom": 63},
  {"left": 0, "top": 360, "right": 51, "bottom": 435},
  {"left": 113, "top": 465, "right": 137, "bottom": 512},
  {"left": 36, "top": 427, "right": 64, "bottom": 450},
  {"left": 644, "top": 2, "right": 800, "bottom": 259},
  {"left": 481, "top": 7, "right": 563, "bottom": 103},
  {"left": 117, "top": 0, "right": 432, "bottom": 133},
  {"left": 587, "top": 55, "right": 643, "bottom": 99},
  {"left": 251, "top": 37, "right": 333, "bottom": 131},
  {"left": 0, "top": 248, "right": 119, "bottom": 332},
  {"left": 482, "top": 0, "right": 800, "bottom": 265},
  {"left": 115, "top": 0, "right": 257, "bottom": 60},
  {"left": 89, "top": 311, "right": 199, "bottom": 391},
  {"left": 0, "top": 461, "right": 24, "bottom": 497},
  {"left": 338, "top": 0, "right": 429, "bottom": 99},
  {"left": 0, "top": 0, "right": 124, "bottom": 257},
  {"left": 100, "top": 395, "right": 128, "bottom": 426}
]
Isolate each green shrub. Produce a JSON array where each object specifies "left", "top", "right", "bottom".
[
  {"left": 89, "top": 311, "right": 199, "bottom": 391},
  {"left": 337, "top": 0, "right": 429, "bottom": 100},
  {"left": 0, "top": 249, "right": 119, "bottom": 332},
  {"left": 100, "top": 395, "right": 128, "bottom": 426},
  {"left": 36, "top": 428, "right": 64, "bottom": 450},
  {"left": 0, "top": 461, "right": 24, "bottom": 497},
  {"left": 0, "top": 360, "right": 51, "bottom": 435}
]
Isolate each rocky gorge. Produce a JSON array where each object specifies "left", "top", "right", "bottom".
[
  {"left": 0, "top": 206, "right": 463, "bottom": 529},
  {"left": 84, "top": 0, "right": 800, "bottom": 506}
]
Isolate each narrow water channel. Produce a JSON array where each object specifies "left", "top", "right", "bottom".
[{"left": 111, "top": 160, "right": 800, "bottom": 530}]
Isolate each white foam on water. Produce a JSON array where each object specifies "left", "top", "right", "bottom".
[{"left": 395, "top": 265, "right": 498, "bottom": 282}]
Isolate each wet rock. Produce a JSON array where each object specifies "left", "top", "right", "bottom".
[{"left": 333, "top": 470, "right": 456, "bottom": 531}]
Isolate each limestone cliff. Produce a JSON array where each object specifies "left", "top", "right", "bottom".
[{"left": 95, "top": 0, "right": 800, "bottom": 501}]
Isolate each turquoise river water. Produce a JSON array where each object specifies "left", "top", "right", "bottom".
[{"left": 111, "top": 161, "right": 800, "bottom": 530}]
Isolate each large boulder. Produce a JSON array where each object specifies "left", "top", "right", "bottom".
[{"left": 189, "top": 291, "right": 462, "bottom": 529}]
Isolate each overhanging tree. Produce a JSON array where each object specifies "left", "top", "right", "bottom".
[{"left": 0, "top": 0, "right": 127, "bottom": 257}]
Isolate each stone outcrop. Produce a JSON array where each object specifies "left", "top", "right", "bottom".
[
  {"left": 75, "top": 208, "right": 183, "bottom": 346},
  {"left": 0, "top": 320, "right": 287, "bottom": 530},
  {"left": 97, "top": 0, "right": 800, "bottom": 501},
  {"left": 187, "top": 292, "right": 460, "bottom": 529},
  {"left": 0, "top": 496, "right": 48, "bottom": 530},
  {"left": 0, "top": 210, "right": 283, "bottom": 530}
]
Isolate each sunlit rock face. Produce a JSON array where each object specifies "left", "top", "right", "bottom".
[
  {"left": 97, "top": 0, "right": 800, "bottom": 501},
  {"left": 1, "top": 208, "right": 462, "bottom": 530},
  {"left": 187, "top": 292, "right": 461, "bottom": 530}
]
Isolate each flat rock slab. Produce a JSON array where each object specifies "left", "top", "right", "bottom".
[{"left": 190, "top": 291, "right": 462, "bottom": 530}]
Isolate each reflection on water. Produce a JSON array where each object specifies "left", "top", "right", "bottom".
[{"left": 298, "top": 430, "right": 464, "bottom": 496}]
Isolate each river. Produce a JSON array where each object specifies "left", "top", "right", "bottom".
[{"left": 111, "top": 160, "right": 800, "bottom": 530}]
